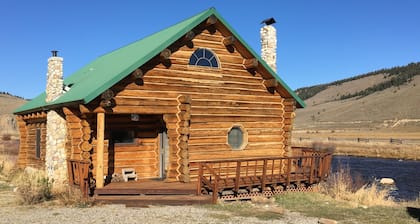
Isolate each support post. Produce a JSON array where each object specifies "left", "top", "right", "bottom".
[{"left": 96, "top": 112, "right": 105, "bottom": 188}]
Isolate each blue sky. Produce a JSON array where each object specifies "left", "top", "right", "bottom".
[{"left": 1, "top": 1, "right": 419, "bottom": 99}]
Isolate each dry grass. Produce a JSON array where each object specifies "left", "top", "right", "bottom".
[
  {"left": 318, "top": 167, "right": 395, "bottom": 207},
  {"left": 294, "top": 138, "right": 420, "bottom": 160},
  {"left": 11, "top": 169, "right": 53, "bottom": 205}
]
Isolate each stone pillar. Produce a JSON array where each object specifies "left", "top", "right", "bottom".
[
  {"left": 45, "top": 51, "right": 68, "bottom": 192},
  {"left": 260, "top": 25, "right": 277, "bottom": 72}
]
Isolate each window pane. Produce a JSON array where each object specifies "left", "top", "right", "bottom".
[
  {"left": 35, "top": 128, "right": 41, "bottom": 158},
  {"left": 228, "top": 127, "right": 243, "bottom": 149},
  {"left": 189, "top": 48, "right": 219, "bottom": 68},
  {"left": 197, "top": 59, "right": 211, "bottom": 67}
]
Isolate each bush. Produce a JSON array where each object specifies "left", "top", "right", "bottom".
[
  {"left": 1, "top": 134, "right": 11, "bottom": 141},
  {"left": 318, "top": 167, "right": 394, "bottom": 207},
  {"left": 55, "top": 186, "right": 93, "bottom": 208},
  {"left": 13, "top": 169, "right": 53, "bottom": 205}
]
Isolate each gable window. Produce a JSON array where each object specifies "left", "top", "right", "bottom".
[
  {"left": 189, "top": 48, "right": 219, "bottom": 68},
  {"left": 227, "top": 125, "right": 248, "bottom": 150},
  {"left": 35, "top": 128, "right": 41, "bottom": 159}
]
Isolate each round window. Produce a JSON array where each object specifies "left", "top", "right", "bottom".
[{"left": 228, "top": 125, "right": 247, "bottom": 150}]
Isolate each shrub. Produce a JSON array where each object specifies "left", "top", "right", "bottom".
[
  {"left": 55, "top": 186, "right": 93, "bottom": 208},
  {"left": 13, "top": 169, "right": 53, "bottom": 205},
  {"left": 318, "top": 167, "right": 394, "bottom": 207},
  {"left": 1, "top": 134, "right": 11, "bottom": 141}
]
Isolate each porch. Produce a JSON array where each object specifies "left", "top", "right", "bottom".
[{"left": 68, "top": 147, "right": 332, "bottom": 206}]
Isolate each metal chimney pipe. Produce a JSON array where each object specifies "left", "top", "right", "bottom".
[{"left": 51, "top": 50, "right": 58, "bottom": 57}]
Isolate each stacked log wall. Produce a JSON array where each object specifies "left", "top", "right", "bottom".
[
  {"left": 16, "top": 115, "right": 47, "bottom": 169},
  {"left": 108, "top": 28, "right": 294, "bottom": 181}
]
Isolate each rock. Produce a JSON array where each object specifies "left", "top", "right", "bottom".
[
  {"left": 380, "top": 178, "right": 395, "bottom": 185},
  {"left": 319, "top": 218, "right": 338, "bottom": 224}
]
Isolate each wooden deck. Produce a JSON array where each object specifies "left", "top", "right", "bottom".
[
  {"left": 94, "top": 180, "right": 212, "bottom": 206},
  {"left": 71, "top": 148, "right": 332, "bottom": 206}
]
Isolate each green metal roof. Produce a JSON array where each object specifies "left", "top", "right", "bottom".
[{"left": 14, "top": 7, "right": 304, "bottom": 114}]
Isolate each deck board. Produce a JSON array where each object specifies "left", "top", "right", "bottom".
[{"left": 95, "top": 179, "right": 197, "bottom": 195}]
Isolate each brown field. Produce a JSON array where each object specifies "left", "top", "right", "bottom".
[{"left": 293, "top": 130, "right": 420, "bottom": 160}]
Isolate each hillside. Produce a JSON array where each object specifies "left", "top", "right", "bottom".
[
  {"left": 0, "top": 93, "right": 27, "bottom": 137},
  {"left": 294, "top": 62, "right": 420, "bottom": 131}
]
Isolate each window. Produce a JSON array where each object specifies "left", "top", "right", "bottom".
[
  {"left": 227, "top": 125, "right": 248, "bottom": 150},
  {"left": 189, "top": 48, "right": 219, "bottom": 68},
  {"left": 111, "top": 130, "right": 135, "bottom": 144},
  {"left": 35, "top": 128, "right": 41, "bottom": 159}
]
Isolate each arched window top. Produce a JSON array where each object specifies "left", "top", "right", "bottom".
[{"left": 189, "top": 48, "right": 219, "bottom": 68}]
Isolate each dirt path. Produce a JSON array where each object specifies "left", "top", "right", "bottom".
[{"left": 0, "top": 181, "right": 318, "bottom": 224}]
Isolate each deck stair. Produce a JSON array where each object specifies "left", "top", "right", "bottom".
[{"left": 94, "top": 180, "right": 212, "bottom": 206}]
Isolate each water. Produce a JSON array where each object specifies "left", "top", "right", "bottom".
[{"left": 332, "top": 156, "right": 420, "bottom": 201}]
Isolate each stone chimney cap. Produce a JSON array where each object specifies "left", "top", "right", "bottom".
[
  {"left": 51, "top": 50, "right": 58, "bottom": 57},
  {"left": 261, "top": 17, "right": 276, "bottom": 26}
]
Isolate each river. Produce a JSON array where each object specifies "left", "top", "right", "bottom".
[{"left": 332, "top": 156, "right": 420, "bottom": 201}]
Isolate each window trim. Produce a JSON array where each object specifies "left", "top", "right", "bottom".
[{"left": 227, "top": 124, "right": 248, "bottom": 150}]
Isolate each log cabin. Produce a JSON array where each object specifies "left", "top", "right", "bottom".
[{"left": 14, "top": 8, "right": 331, "bottom": 204}]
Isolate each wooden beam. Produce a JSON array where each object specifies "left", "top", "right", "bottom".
[
  {"left": 101, "top": 89, "right": 114, "bottom": 100},
  {"left": 96, "top": 112, "right": 105, "bottom": 188},
  {"left": 242, "top": 58, "right": 258, "bottom": 70},
  {"left": 79, "top": 104, "right": 91, "bottom": 114},
  {"left": 184, "top": 31, "right": 195, "bottom": 41},
  {"left": 131, "top": 68, "right": 144, "bottom": 79},
  {"left": 160, "top": 49, "right": 172, "bottom": 60},
  {"left": 222, "top": 36, "right": 235, "bottom": 46},
  {"left": 263, "top": 78, "right": 278, "bottom": 88},
  {"left": 206, "top": 15, "right": 217, "bottom": 26}
]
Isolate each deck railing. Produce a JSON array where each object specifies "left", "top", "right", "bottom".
[
  {"left": 67, "top": 159, "right": 90, "bottom": 198},
  {"left": 197, "top": 150, "right": 332, "bottom": 203}
]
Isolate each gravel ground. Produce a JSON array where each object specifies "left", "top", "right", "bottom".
[{"left": 0, "top": 181, "right": 319, "bottom": 224}]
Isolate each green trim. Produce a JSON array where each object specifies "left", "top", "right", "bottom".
[{"left": 14, "top": 7, "right": 304, "bottom": 114}]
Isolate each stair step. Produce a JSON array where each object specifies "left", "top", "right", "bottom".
[
  {"left": 95, "top": 188, "right": 196, "bottom": 196},
  {"left": 95, "top": 195, "right": 212, "bottom": 207}
]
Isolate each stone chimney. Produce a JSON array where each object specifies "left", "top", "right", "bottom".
[
  {"left": 260, "top": 18, "right": 277, "bottom": 72},
  {"left": 46, "top": 50, "right": 64, "bottom": 102},
  {"left": 45, "top": 51, "right": 68, "bottom": 192}
]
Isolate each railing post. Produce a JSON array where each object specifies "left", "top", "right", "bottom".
[
  {"left": 212, "top": 176, "right": 218, "bottom": 203},
  {"left": 235, "top": 161, "right": 241, "bottom": 193},
  {"left": 261, "top": 159, "right": 267, "bottom": 191},
  {"left": 309, "top": 156, "right": 315, "bottom": 184},
  {"left": 286, "top": 158, "right": 291, "bottom": 186},
  {"left": 197, "top": 162, "right": 203, "bottom": 195}
]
